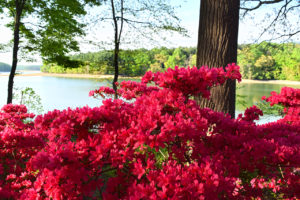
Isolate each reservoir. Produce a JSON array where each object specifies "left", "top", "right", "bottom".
[{"left": 0, "top": 72, "right": 299, "bottom": 123}]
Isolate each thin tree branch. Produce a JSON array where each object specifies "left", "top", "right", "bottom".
[
  {"left": 241, "top": 0, "right": 284, "bottom": 11},
  {"left": 241, "top": 0, "right": 299, "bottom": 42},
  {"left": 241, "top": 0, "right": 285, "bottom": 16},
  {"left": 255, "top": 0, "right": 293, "bottom": 41},
  {"left": 270, "top": 29, "right": 300, "bottom": 40},
  {"left": 285, "top": 4, "right": 300, "bottom": 13},
  {"left": 118, "top": 0, "right": 124, "bottom": 43},
  {"left": 118, "top": 17, "right": 152, "bottom": 26},
  {"left": 22, "top": 21, "right": 46, "bottom": 29},
  {"left": 99, "top": 16, "right": 153, "bottom": 26}
]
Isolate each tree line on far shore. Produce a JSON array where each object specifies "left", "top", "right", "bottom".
[{"left": 41, "top": 42, "right": 299, "bottom": 81}]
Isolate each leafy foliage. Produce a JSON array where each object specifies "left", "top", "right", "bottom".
[
  {"left": 238, "top": 42, "right": 300, "bottom": 80},
  {"left": 256, "top": 100, "right": 284, "bottom": 116},
  {"left": 0, "top": 65, "right": 299, "bottom": 199},
  {"left": 42, "top": 43, "right": 299, "bottom": 80},
  {"left": 0, "top": 0, "right": 100, "bottom": 64},
  {"left": 13, "top": 87, "right": 43, "bottom": 114}
]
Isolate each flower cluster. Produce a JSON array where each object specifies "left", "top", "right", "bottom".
[
  {"left": 0, "top": 105, "right": 45, "bottom": 198},
  {"left": 262, "top": 87, "right": 300, "bottom": 125},
  {"left": 0, "top": 64, "right": 299, "bottom": 199},
  {"left": 141, "top": 64, "right": 241, "bottom": 98},
  {"left": 89, "top": 86, "right": 115, "bottom": 98}
]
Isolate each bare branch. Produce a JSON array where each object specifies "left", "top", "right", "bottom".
[
  {"left": 125, "top": 22, "right": 161, "bottom": 46},
  {"left": 119, "top": 17, "right": 152, "bottom": 26},
  {"left": 255, "top": 0, "right": 293, "bottom": 41},
  {"left": 269, "top": 29, "right": 300, "bottom": 41},
  {"left": 285, "top": 4, "right": 300, "bottom": 13},
  {"left": 241, "top": 0, "right": 284, "bottom": 16},
  {"left": 241, "top": 0, "right": 300, "bottom": 42}
]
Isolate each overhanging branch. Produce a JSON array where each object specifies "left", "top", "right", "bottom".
[
  {"left": 241, "top": 0, "right": 300, "bottom": 41},
  {"left": 241, "top": 0, "right": 284, "bottom": 11}
]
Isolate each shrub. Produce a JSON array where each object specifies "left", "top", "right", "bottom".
[{"left": 0, "top": 64, "right": 299, "bottom": 199}]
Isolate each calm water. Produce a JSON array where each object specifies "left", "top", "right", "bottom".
[
  {"left": 237, "top": 82, "right": 299, "bottom": 123},
  {"left": 0, "top": 73, "right": 299, "bottom": 122},
  {"left": 0, "top": 75, "right": 111, "bottom": 111},
  {"left": 236, "top": 83, "right": 300, "bottom": 110}
]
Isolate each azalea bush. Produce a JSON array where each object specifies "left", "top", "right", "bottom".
[{"left": 0, "top": 64, "right": 299, "bottom": 199}]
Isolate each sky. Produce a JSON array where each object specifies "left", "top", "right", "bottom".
[{"left": 0, "top": 0, "right": 299, "bottom": 65}]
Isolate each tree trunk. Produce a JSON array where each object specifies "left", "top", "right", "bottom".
[
  {"left": 111, "top": 0, "right": 123, "bottom": 99},
  {"left": 196, "top": 0, "right": 240, "bottom": 118},
  {"left": 7, "top": 1, "right": 23, "bottom": 104},
  {"left": 112, "top": 42, "right": 119, "bottom": 99}
]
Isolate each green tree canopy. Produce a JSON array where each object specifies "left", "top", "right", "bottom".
[
  {"left": 0, "top": 0, "right": 100, "bottom": 66},
  {"left": 165, "top": 47, "right": 187, "bottom": 68},
  {"left": 0, "top": 0, "right": 100, "bottom": 103}
]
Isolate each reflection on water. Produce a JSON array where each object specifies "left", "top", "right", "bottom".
[
  {"left": 0, "top": 74, "right": 299, "bottom": 123},
  {"left": 236, "top": 82, "right": 299, "bottom": 123},
  {"left": 236, "top": 82, "right": 300, "bottom": 111}
]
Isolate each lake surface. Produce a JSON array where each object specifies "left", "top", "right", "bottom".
[
  {"left": 0, "top": 75, "right": 110, "bottom": 111},
  {"left": 0, "top": 73, "right": 299, "bottom": 123}
]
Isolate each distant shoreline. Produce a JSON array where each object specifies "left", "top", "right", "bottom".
[
  {"left": 0, "top": 72, "right": 140, "bottom": 80},
  {"left": 240, "top": 79, "right": 300, "bottom": 85},
  {"left": 1, "top": 72, "right": 300, "bottom": 85}
]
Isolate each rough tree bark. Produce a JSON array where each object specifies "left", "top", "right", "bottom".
[
  {"left": 196, "top": 0, "right": 240, "bottom": 118},
  {"left": 7, "top": 0, "right": 26, "bottom": 104}
]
